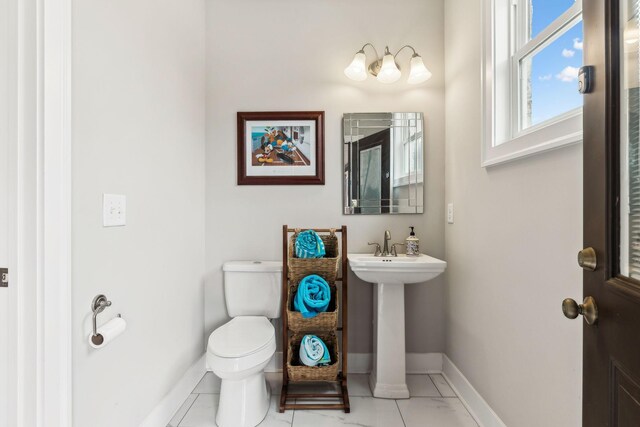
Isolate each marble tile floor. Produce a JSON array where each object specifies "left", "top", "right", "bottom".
[{"left": 168, "top": 372, "right": 478, "bottom": 427}]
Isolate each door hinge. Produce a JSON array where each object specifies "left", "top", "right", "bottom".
[{"left": 1, "top": 268, "right": 8, "bottom": 287}]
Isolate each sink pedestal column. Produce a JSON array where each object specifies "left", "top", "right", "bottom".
[{"left": 369, "top": 282, "right": 410, "bottom": 399}]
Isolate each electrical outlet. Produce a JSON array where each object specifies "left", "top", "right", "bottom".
[
  {"left": 447, "top": 203, "right": 454, "bottom": 224},
  {"left": 103, "top": 194, "right": 126, "bottom": 227}
]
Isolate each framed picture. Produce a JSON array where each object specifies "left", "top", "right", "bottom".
[{"left": 237, "top": 111, "right": 325, "bottom": 185}]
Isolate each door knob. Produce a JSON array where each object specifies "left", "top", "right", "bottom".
[
  {"left": 562, "top": 296, "right": 598, "bottom": 325},
  {"left": 578, "top": 247, "right": 597, "bottom": 271}
]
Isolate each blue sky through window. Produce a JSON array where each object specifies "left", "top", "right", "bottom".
[
  {"left": 527, "top": 0, "right": 583, "bottom": 127},
  {"left": 531, "top": 0, "right": 577, "bottom": 37}
]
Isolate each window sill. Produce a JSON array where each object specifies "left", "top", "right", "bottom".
[{"left": 482, "top": 111, "right": 583, "bottom": 167}]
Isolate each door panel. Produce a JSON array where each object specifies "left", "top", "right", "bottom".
[
  {"left": 582, "top": 0, "right": 640, "bottom": 426},
  {"left": 612, "top": 363, "right": 640, "bottom": 427}
]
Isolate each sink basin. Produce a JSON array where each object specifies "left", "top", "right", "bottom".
[
  {"left": 347, "top": 252, "right": 447, "bottom": 399},
  {"left": 347, "top": 253, "right": 447, "bottom": 285}
]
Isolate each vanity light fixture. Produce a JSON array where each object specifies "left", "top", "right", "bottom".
[{"left": 344, "top": 43, "right": 432, "bottom": 84}]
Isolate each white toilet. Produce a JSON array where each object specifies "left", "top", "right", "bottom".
[{"left": 207, "top": 260, "right": 282, "bottom": 427}]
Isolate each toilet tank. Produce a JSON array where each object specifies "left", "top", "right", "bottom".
[{"left": 222, "top": 261, "right": 282, "bottom": 318}]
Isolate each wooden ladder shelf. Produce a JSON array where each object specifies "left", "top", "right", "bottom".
[{"left": 279, "top": 225, "right": 350, "bottom": 413}]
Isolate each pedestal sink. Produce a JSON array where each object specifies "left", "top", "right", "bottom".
[{"left": 347, "top": 253, "right": 447, "bottom": 399}]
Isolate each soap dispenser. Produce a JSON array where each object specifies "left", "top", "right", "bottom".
[{"left": 406, "top": 226, "right": 420, "bottom": 256}]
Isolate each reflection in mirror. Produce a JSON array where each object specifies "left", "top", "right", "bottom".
[{"left": 343, "top": 113, "right": 424, "bottom": 214}]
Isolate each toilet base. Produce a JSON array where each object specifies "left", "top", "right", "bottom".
[{"left": 216, "top": 372, "right": 270, "bottom": 427}]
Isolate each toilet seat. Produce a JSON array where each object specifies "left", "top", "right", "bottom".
[
  {"left": 209, "top": 316, "right": 275, "bottom": 357},
  {"left": 207, "top": 316, "right": 276, "bottom": 375}
]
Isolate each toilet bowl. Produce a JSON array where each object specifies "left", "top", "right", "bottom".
[
  {"left": 208, "top": 260, "right": 282, "bottom": 427},
  {"left": 207, "top": 317, "right": 276, "bottom": 427}
]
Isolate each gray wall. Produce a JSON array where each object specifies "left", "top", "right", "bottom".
[
  {"left": 444, "top": 0, "right": 583, "bottom": 425},
  {"left": 205, "top": 0, "right": 446, "bottom": 354},
  {"left": 71, "top": 0, "right": 206, "bottom": 425}
]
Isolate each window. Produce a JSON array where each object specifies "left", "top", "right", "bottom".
[
  {"left": 482, "top": 0, "right": 584, "bottom": 166},
  {"left": 392, "top": 113, "right": 423, "bottom": 186}
]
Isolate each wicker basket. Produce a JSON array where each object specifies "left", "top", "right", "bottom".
[
  {"left": 287, "top": 283, "right": 338, "bottom": 332},
  {"left": 288, "top": 230, "right": 340, "bottom": 284},
  {"left": 287, "top": 332, "right": 339, "bottom": 382}
]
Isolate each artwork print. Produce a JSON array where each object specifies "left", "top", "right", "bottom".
[
  {"left": 251, "top": 125, "right": 311, "bottom": 168},
  {"left": 237, "top": 112, "right": 325, "bottom": 185}
]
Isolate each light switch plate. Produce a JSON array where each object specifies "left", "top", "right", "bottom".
[
  {"left": 447, "top": 203, "right": 454, "bottom": 224},
  {"left": 103, "top": 194, "right": 126, "bottom": 227}
]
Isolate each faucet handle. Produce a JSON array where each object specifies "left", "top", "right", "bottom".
[
  {"left": 391, "top": 243, "right": 405, "bottom": 257},
  {"left": 368, "top": 242, "right": 382, "bottom": 257}
]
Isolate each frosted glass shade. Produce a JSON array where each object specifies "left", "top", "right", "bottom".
[
  {"left": 407, "top": 55, "right": 432, "bottom": 84},
  {"left": 376, "top": 53, "right": 401, "bottom": 84},
  {"left": 344, "top": 51, "right": 368, "bottom": 81}
]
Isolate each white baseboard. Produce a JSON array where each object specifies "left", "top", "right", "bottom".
[
  {"left": 140, "top": 354, "right": 206, "bottom": 427},
  {"left": 201, "top": 351, "right": 504, "bottom": 427},
  {"left": 347, "top": 352, "right": 373, "bottom": 373},
  {"left": 443, "top": 355, "right": 507, "bottom": 427},
  {"left": 258, "top": 352, "right": 443, "bottom": 374},
  {"left": 265, "top": 351, "right": 283, "bottom": 372},
  {"left": 406, "top": 352, "right": 443, "bottom": 373}
]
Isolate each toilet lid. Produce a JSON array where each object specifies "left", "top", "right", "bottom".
[{"left": 208, "top": 316, "right": 275, "bottom": 358}]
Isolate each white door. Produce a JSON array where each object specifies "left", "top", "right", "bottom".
[{"left": 1, "top": 0, "right": 18, "bottom": 424}]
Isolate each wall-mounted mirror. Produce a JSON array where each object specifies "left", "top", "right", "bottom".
[{"left": 343, "top": 113, "right": 424, "bottom": 214}]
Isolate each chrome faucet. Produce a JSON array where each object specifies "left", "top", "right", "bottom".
[
  {"left": 368, "top": 230, "right": 397, "bottom": 257},
  {"left": 382, "top": 230, "right": 391, "bottom": 256}
]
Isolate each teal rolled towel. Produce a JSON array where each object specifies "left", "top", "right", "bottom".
[
  {"left": 299, "top": 335, "right": 331, "bottom": 367},
  {"left": 295, "top": 230, "right": 326, "bottom": 259},
  {"left": 294, "top": 274, "right": 330, "bottom": 318}
]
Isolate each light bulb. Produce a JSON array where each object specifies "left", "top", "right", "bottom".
[
  {"left": 407, "top": 54, "right": 432, "bottom": 84},
  {"left": 376, "top": 52, "right": 401, "bottom": 84},
  {"left": 344, "top": 51, "right": 368, "bottom": 81}
]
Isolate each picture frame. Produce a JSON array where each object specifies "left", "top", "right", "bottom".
[{"left": 237, "top": 111, "right": 325, "bottom": 185}]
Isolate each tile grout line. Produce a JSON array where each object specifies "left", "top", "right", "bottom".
[
  {"left": 431, "top": 374, "right": 458, "bottom": 398},
  {"left": 441, "top": 374, "right": 458, "bottom": 397},
  {"left": 394, "top": 399, "right": 408, "bottom": 427},
  {"left": 175, "top": 393, "right": 199, "bottom": 427},
  {"left": 427, "top": 374, "right": 444, "bottom": 397}
]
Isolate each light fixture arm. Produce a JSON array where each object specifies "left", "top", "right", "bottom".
[
  {"left": 393, "top": 45, "right": 419, "bottom": 59},
  {"left": 359, "top": 43, "right": 380, "bottom": 60}
]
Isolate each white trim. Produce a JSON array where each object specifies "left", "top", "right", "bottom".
[
  {"left": 405, "top": 352, "right": 444, "bottom": 374},
  {"left": 41, "top": 0, "right": 73, "bottom": 424},
  {"left": 345, "top": 353, "right": 373, "bottom": 374},
  {"left": 443, "top": 355, "right": 507, "bottom": 427},
  {"left": 3, "top": 0, "right": 20, "bottom": 424},
  {"left": 139, "top": 355, "right": 207, "bottom": 427},
  {"left": 202, "top": 352, "right": 505, "bottom": 427},
  {"left": 249, "top": 352, "right": 443, "bottom": 374},
  {"left": 265, "top": 351, "right": 284, "bottom": 373},
  {"left": 16, "top": 0, "right": 39, "bottom": 425}
]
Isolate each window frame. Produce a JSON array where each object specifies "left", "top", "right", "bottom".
[{"left": 482, "top": 0, "right": 584, "bottom": 167}]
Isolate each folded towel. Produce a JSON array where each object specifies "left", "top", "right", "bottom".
[
  {"left": 294, "top": 274, "right": 330, "bottom": 318},
  {"left": 295, "top": 230, "right": 326, "bottom": 259},
  {"left": 299, "top": 335, "right": 331, "bottom": 367}
]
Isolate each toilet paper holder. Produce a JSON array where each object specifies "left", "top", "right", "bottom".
[{"left": 91, "top": 294, "right": 117, "bottom": 346}]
